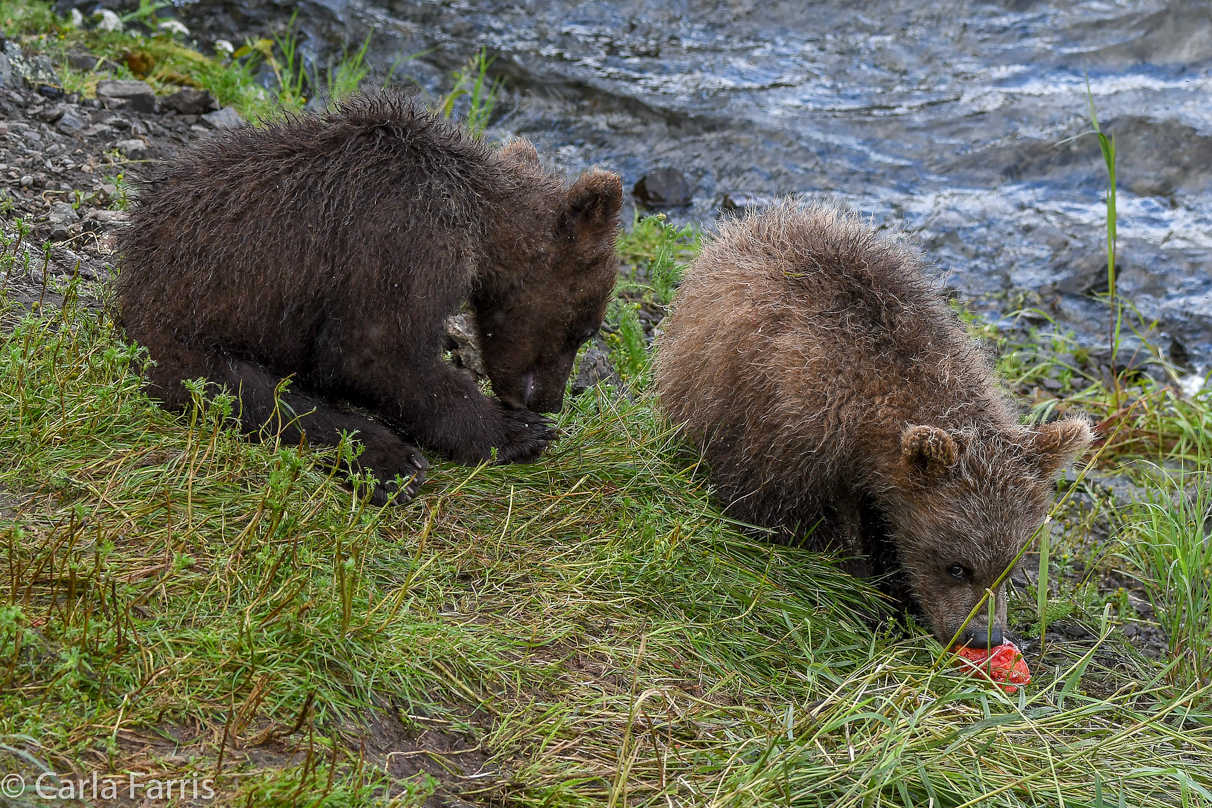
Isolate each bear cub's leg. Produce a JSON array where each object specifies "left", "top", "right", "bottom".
[
  {"left": 147, "top": 345, "right": 426, "bottom": 505},
  {"left": 222, "top": 356, "right": 428, "bottom": 505},
  {"left": 225, "top": 358, "right": 429, "bottom": 506},
  {"left": 375, "top": 356, "right": 555, "bottom": 466}
]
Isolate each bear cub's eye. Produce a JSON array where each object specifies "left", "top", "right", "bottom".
[{"left": 946, "top": 563, "right": 969, "bottom": 581}]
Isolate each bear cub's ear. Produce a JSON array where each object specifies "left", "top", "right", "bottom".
[
  {"left": 900, "top": 424, "right": 959, "bottom": 479},
  {"left": 562, "top": 169, "right": 623, "bottom": 239},
  {"left": 500, "top": 139, "right": 540, "bottom": 168},
  {"left": 1031, "top": 417, "right": 1093, "bottom": 476}
]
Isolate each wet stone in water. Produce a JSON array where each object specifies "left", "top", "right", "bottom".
[
  {"left": 633, "top": 167, "right": 692, "bottom": 208},
  {"left": 719, "top": 192, "right": 773, "bottom": 215}
]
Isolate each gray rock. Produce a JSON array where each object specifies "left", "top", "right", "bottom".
[
  {"left": 96, "top": 79, "right": 156, "bottom": 114},
  {"left": 115, "top": 138, "right": 148, "bottom": 157},
  {"left": 572, "top": 345, "right": 623, "bottom": 396},
  {"left": 25, "top": 55, "right": 62, "bottom": 97},
  {"left": 200, "top": 106, "right": 243, "bottom": 130},
  {"left": 1, "top": 42, "right": 26, "bottom": 90},
  {"left": 48, "top": 202, "right": 79, "bottom": 225},
  {"left": 83, "top": 209, "right": 129, "bottom": 226},
  {"left": 56, "top": 110, "right": 87, "bottom": 134},
  {"left": 47, "top": 202, "right": 79, "bottom": 242},
  {"left": 1088, "top": 345, "right": 1167, "bottom": 383},
  {"left": 1169, "top": 337, "right": 1191, "bottom": 368},
  {"left": 36, "top": 103, "right": 65, "bottom": 123},
  {"left": 67, "top": 52, "right": 99, "bottom": 72},
  {"left": 633, "top": 167, "right": 692, "bottom": 208},
  {"left": 444, "top": 312, "right": 485, "bottom": 376},
  {"left": 1, "top": 44, "right": 64, "bottom": 96},
  {"left": 162, "top": 88, "right": 217, "bottom": 115}
]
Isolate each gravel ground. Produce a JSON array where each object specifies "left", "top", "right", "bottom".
[{"left": 0, "top": 60, "right": 242, "bottom": 307}]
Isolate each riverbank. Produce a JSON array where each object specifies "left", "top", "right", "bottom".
[{"left": 1, "top": 5, "right": 1210, "bottom": 807}]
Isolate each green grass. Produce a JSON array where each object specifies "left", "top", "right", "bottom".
[
  {"left": 439, "top": 48, "right": 503, "bottom": 139},
  {"left": 1122, "top": 467, "right": 1212, "bottom": 690},
  {"left": 4, "top": 9, "right": 279, "bottom": 120},
  {"left": 606, "top": 214, "right": 699, "bottom": 385}
]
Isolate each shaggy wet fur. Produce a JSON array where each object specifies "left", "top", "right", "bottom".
[
  {"left": 654, "top": 202, "right": 1092, "bottom": 646},
  {"left": 117, "top": 92, "right": 622, "bottom": 504}
]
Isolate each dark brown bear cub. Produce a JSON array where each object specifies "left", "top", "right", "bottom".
[
  {"left": 117, "top": 92, "right": 622, "bottom": 504},
  {"left": 654, "top": 202, "right": 1091, "bottom": 648}
]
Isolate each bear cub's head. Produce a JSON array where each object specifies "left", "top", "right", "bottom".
[
  {"left": 886, "top": 417, "right": 1092, "bottom": 648},
  {"left": 473, "top": 142, "right": 623, "bottom": 415}
]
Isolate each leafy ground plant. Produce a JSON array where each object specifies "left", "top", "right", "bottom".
[{"left": 606, "top": 214, "right": 699, "bottom": 385}]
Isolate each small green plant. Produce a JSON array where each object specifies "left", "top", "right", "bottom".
[
  {"left": 119, "top": 0, "right": 171, "bottom": 28},
  {"left": 617, "top": 213, "right": 698, "bottom": 306},
  {"left": 272, "top": 11, "right": 309, "bottom": 108},
  {"left": 440, "top": 48, "right": 502, "bottom": 138},
  {"left": 604, "top": 298, "right": 648, "bottom": 385},
  {"left": 233, "top": 10, "right": 310, "bottom": 109},
  {"left": 1072, "top": 75, "right": 1122, "bottom": 407},
  {"left": 103, "top": 173, "right": 130, "bottom": 211},
  {"left": 69, "top": 189, "right": 93, "bottom": 211},
  {"left": 324, "top": 30, "right": 372, "bottom": 102},
  {"left": 606, "top": 214, "right": 698, "bottom": 387}
]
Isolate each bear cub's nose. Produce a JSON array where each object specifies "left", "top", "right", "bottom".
[{"left": 961, "top": 625, "right": 1005, "bottom": 648}]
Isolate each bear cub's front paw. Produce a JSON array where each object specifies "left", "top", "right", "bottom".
[
  {"left": 355, "top": 442, "right": 428, "bottom": 506},
  {"left": 494, "top": 406, "right": 555, "bottom": 464}
]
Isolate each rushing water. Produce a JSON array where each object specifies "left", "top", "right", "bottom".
[{"left": 177, "top": 0, "right": 1212, "bottom": 373}]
